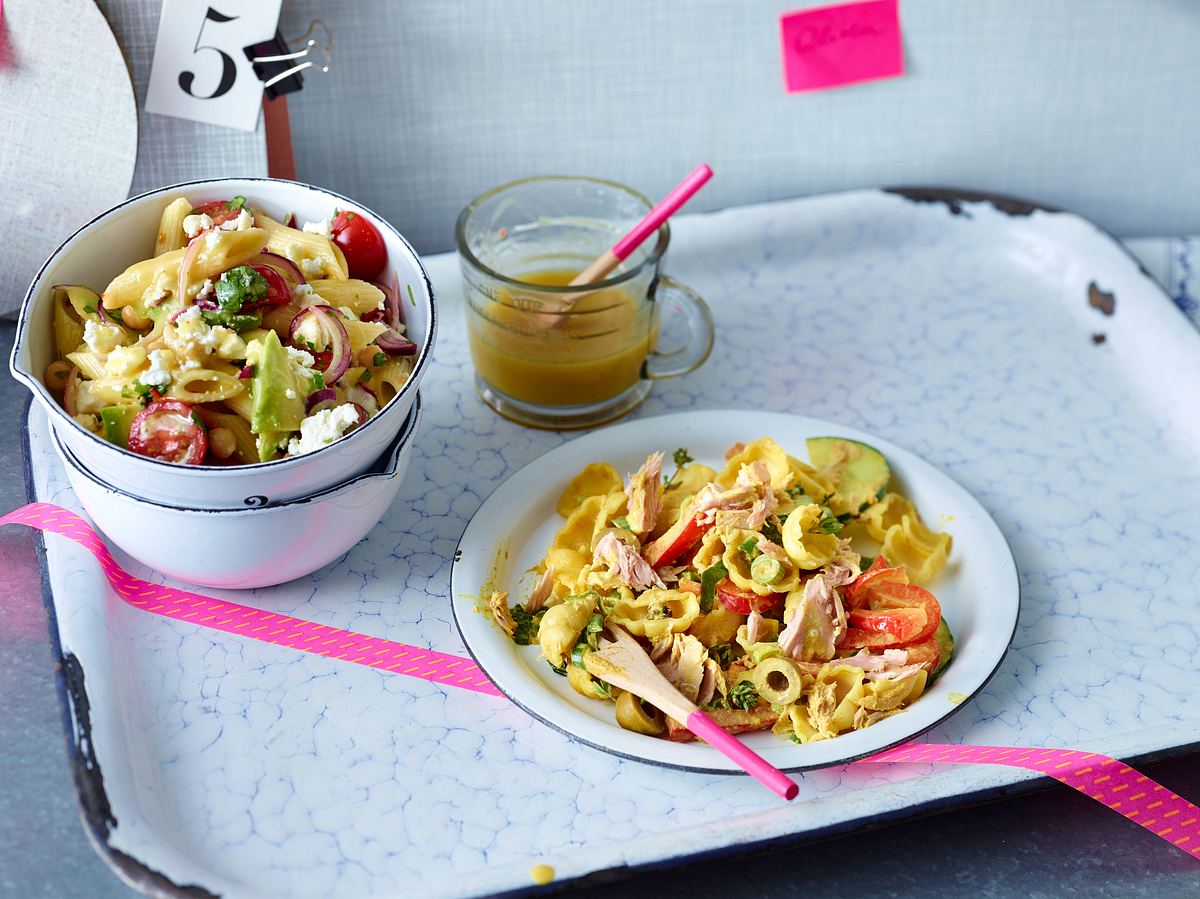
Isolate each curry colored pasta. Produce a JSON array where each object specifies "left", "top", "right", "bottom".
[{"left": 489, "top": 436, "right": 956, "bottom": 743}]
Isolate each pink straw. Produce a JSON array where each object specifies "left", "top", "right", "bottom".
[
  {"left": 686, "top": 710, "right": 799, "bottom": 800},
  {"left": 613, "top": 164, "right": 714, "bottom": 260},
  {"left": 568, "top": 164, "right": 714, "bottom": 287}
]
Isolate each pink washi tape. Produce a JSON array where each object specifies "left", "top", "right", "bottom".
[
  {"left": 5, "top": 502, "right": 1199, "bottom": 858},
  {"left": 1, "top": 503, "right": 500, "bottom": 696}
]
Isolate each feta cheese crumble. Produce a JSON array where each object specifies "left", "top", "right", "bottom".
[
  {"left": 194, "top": 278, "right": 215, "bottom": 300},
  {"left": 300, "top": 258, "right": 324, "bottom": 279},
  {"left": 292, "top": 283, "right": 317, "bottom": 305},
  {"left": 142, "top": 349, "right": 174, "bottom": 387},
  {"left": 182, "top": 213, "right": 213, "bottom": 238},
  {"left": 104, "top": 345, "right": 147, "bottom": 377},
  {"left": 203, "top": 230, "right": 222, "bottom": 252},
  {"left": 83, "top": 319, "right": 124, "bottom": 354},
  {"left": 286, "top": 404, "right": 360, "bottom": 456},
  {"left": 219, "top": 208, "right": 253, "bottom": 231},
  {"left": 285, "top": 346, "right": 316, "bottom": 369},
  {"left": 302, "top": 219, "right": 332, "bottom": 238}
]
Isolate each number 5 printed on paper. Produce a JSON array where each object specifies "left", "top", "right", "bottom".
[{"left": 145, "top": 0, "right": 283, "bottom": 132}]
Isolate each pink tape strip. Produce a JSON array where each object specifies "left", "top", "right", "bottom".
[
  {"left": 861, "top": 743, "right": 1200, "bottom": 860},
  {"left": 5, "top": 502, "right": 1199, "bottom": 858},
  {"left": 1, "top": 503, "right": 501, "bottom": 696}
]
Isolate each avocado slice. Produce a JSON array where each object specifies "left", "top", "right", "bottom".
[
  {"left": 806, "top": 436, "right": 891, "bottom": 516},
  {"left": 250, "top": 330, "right": 305, "bottom": 459},
  {"left": 929, "top": 619, "right": 956, "bottom": 683},
  {"left": 99, "top": 405, "right": 141, "bottom": 448}
]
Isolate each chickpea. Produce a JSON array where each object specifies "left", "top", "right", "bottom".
[
  {"left": 356, "top": 345, "right": 385, "bottom": 369},
  {"left": 121, "top": 305, "right": 152, "bottom": 330},
  {"left": 44, "top": 360, "right": 72, "bottom": 394},
  {"left": 208, "top": 427, "right": 237, "bottom": 460}
]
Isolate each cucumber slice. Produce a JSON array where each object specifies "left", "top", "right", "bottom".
[
  {"left": 930, "top": 619, "right": 955, "bottom": 682},
  {"left": 806, "top": 436, "right": 891, "bottom": 516}
]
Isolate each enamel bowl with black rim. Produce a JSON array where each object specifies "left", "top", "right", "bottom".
[
  {"left": 451, "top": 410, "right": 1020, "bottom": 773},
  {"left": 11, "top": 178, "right": 436, "bottom": 509},
  {"left": 51, "top": 394, "right": 422, "bottom": 590}
]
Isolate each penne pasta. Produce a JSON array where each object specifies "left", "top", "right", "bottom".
[{"left": 154, "top": 197, "right": 193, "bottom": 256}]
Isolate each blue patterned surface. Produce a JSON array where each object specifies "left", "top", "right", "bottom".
[{"left": 29, "top": 190, "right": 1200, "bottom": 898}]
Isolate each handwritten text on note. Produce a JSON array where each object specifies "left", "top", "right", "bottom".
[{"left": 780, "top": 0, "right": 904, "bottom": 93}]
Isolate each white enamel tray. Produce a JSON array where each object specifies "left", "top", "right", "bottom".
[
  {"left": 451, "top": 409, "right": 1019, "bottom": 772},
  {"left": 22, "top": 189, "right": 1200, "bottom": 898}
]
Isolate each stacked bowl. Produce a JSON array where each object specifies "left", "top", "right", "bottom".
[{"left": 10, "top": 179, "right": 437, "bottom": 589}]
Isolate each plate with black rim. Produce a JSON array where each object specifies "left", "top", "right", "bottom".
[{"left": 450, "top": 408, "right": 1020, "bottom": 773}]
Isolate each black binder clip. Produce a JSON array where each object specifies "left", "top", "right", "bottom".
[{"left": 244, "top": 20, "right": 332, "bottom": 100}]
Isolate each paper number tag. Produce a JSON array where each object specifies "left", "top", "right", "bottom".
[{"left": 145, "top": 0, "right": 283, "bottom": 132}]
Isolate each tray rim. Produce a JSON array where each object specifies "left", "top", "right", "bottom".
[{"left": 20, "top": 185, "right": 1200, "bottom": 899}]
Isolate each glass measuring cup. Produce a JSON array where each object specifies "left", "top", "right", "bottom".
[{"left": 456, "top": 176, "right": 714, "bottom": 429}]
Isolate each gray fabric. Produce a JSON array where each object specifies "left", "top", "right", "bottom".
[
  {"left": 95, "top": 0, "right": 268, "bottom": 195},
  {"left": 280, "top": 0, "right": 1200, "bottom": 254}
]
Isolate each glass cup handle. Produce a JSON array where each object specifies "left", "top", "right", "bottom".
[{"left": 644, "top": 275, "right": 715, "bottom": 380}]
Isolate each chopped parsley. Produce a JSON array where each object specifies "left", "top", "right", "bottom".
[
  {"left": 699, "top": 560, "right": 727, "bottom": 614},
  {"left": 710, "top": 643, "right": 734, "bottom": 667},
  {"left": 358, "top": 369, "right": 372, "bottom": 384},
  {"left": 760, "top": 519, "right": 783, "bottom": 545},
  {"left": 511, "top": 605, "right": 544, "bottom": 645},
  {"left": 817, "top": 507, "right": 843, "bottom": 535},
  {"left": 612, "top": 516, "right": 632, "bottom": 531},
  {"left": 228, "top": 196, "right": 247, "bottom": 210},
  {"left": 664, "top": 446, "right": 694, "bottom": 488},
  {"left": 344, "top": 211, "right": 356, "bottom": 221},
  {"left": 214, "top": 265, "right": 269, "bottom": 316},
  {"left": 728, "top": 679, "right": 760, "bottom": 710},
  {"left": 738, "top": 537, "right": 759, "bottom": 558},
  {"left": 82, "top": 304, "right": 97, "bottom": 315},
  {"left": 549, "top": 661, "right": 568, "bottom": 677},
  {"left": 372, "top": 351, "right": 386, "bottom": 367}
]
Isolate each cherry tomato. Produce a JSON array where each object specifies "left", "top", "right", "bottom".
[
  {"left": 644, "top": 513, "right": 711, "bottom": 568},
  {"left": 867, "top": 582, "right": 942, "bottom": 644},
  {"left": 330, "top": 210, "right": 387, "bottom": 281},
  {"left": 847, "top": 605, "right": 927, "bottom": 643},
  {"left": 247, "top": 263, "right": 291, "bottom": 306},
  {"left": 843, "top": 555, "right": 907, "bottom": 609},
  {"left": 840, "top": 627, "right": 901, "bottom": 650},
  {"left": 895, "top": 632, "right": 942, "bottom": 673},
  {"left": 192, "top": 199, "right": 253, "bottom": 229},
  {"left": 127, "top": 400, "right": 208, "bottom": 465},
  {"left": 715, "top": 579, "right": 784, "bottom": 615}
]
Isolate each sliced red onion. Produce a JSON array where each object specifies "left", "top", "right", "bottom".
[
  {"left": 237, "top": 364, "right": 254, "bottom": 380},
  {"left": 289, "top": 304, "right": 350, "bottom": 384},
  {"left": 348, "top": 402, "right": 369, "bottom": 427},
  {"left": 196, "top": 298, "right": 219, "bottom": 311},
  {"left": 305, "top": 387, "right": 338, "bottom": 413},
  {"left": 284, "top": 213, "right": 298, "bottom": 229},
  {"left": 95, "top": 304, "right": 110, "bottom": 323},
  {"left": 168, "top": 308, "right": 187, "bottom": 324},
  {"left": 63, "top": 367, "right": 80, "bottom": 416},
  {"left": 374, "top": 328, "right": 418, "bottom": 355},
  {"left": 360, "top": 309, "right": 387, "bottom": 324},
  {"left": 371, "top": 275, "right": 404, "bottom": 330},
  {"left": 343, "top": 384, "right": 378, "bottom": 415},
  {"left": 177, "top": 235, "right": 203, "bottom": 303},
  {"left": 250, "top": 251, "right": 305, "bottom": 287}
]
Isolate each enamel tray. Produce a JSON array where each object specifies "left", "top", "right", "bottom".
[
  {"left": 23, "top": 189, "right": 1200, "bottom": 898},
  {"left": 451, "top": 409, "right": 1019, "bottom": 773}
]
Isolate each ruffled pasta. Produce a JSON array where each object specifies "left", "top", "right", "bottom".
[
  {"left": 609, "top": 588, "right": 700, "bottom": 638},
  {"left": 715, "top": 437, "right": 791, "bottom": 490},
  {"left": 781, "top": 503, "right": 839, "bottom": 569},
  {"left": 557, "top": 463, "right": 624, "bottom": 516},
  {"left": 863, "top": 493, "right": 952, "bottom": 584}
]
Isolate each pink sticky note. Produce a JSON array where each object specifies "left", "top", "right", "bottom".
[{"left": 780, "top": 0, "right": 904, "bottom": 93}]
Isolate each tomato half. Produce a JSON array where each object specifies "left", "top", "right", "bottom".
[
  {"left": 127, "top": 400, "right": 208, "bottom": 465},
  {"left": 840, "top": 627, "right": 902, "bottom": 650},
  {"left": 330, "top": 210, "right": 387, "bottom": 281},
  {"left": 867, "top": 582, "right": 942, "bottom": 644},
  {"left": 192, "top": 199, "right": 253, "bottom": 229},
  {"left": 847, "top": 605, "right": 927, "bottom": 643},
  {"left": 715, "top": 579, "right": 784, "bottom": 615},
  {"left": 247, "top": 263, "right": 291, "bottom": 306}
]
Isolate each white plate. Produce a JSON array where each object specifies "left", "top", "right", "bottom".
[{"left": 451, "top": 409, "right": 1020, "bottom": 773}]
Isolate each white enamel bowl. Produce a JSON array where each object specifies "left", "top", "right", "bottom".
[
  {"left": 51, "top": 394, "right": 422, "bottom": 590},
  {"left": 11, "top": 178, "right": 437, "bottom": 509}
]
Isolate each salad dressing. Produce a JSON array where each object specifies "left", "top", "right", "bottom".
[{"left": 466, "top": 268, "right": 656, "bottom": 407}]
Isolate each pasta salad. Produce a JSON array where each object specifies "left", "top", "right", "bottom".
[
  {"left": 43, "top": 196, "right": 418, "bottom": 465},
  {"left": 489, "top": 436, "right": 956, "bottom": 744}
]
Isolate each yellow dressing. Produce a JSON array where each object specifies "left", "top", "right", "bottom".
[
  {"left": 467, "top": 268, "right": 655, "bottom": 407},
  {"left": 530, "top": 863, "right": 555, "bottom": 885}
]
